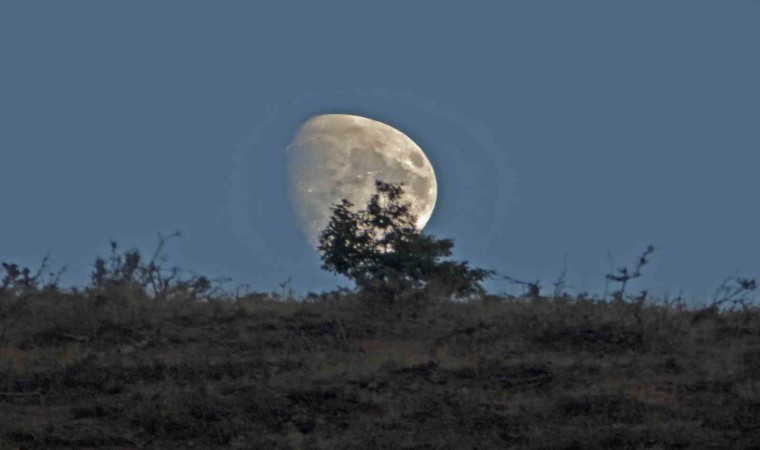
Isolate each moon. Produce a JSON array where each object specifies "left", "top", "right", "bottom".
[{"left": 286, "top": 114, "right": 438, "bottom": 247}]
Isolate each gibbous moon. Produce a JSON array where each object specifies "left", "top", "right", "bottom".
[{"left": 287, "top": 114, "right": 438, "bottom": 247}]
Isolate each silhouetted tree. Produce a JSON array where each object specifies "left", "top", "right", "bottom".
[{"left": 318, "top": 180, "right": 494, "bottom": 301}]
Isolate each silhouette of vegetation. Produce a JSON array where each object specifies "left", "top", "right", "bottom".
[
  {"left": 0, "top": 221, "right": 759, "bottom": 447},
  {"left": 1, "top": 253, "right": 64, "bottom": 296},
  {"left": 318, "top": 180, "right": 494, "bottom": 304},
  {"left": 605, "top": 244, "right": 656, "bottom": 301},
  {"left": 89, "top": 231, "right": 218, "bottom": 301}
]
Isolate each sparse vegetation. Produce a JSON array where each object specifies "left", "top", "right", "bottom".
[{"left": 1, "top": 184, "right": 759, "bottom": 449}]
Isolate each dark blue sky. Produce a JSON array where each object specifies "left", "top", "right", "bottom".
[{"left": 1, "top": 1, "right": 758, "bottom": 305}]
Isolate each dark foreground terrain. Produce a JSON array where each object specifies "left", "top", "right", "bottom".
[{"left": 1, "top": 285, "right": 759, "bottom": 449}]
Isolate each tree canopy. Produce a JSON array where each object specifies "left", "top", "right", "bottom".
[{"left": 318, "top": 180, "right": 494, "bottom": 300}]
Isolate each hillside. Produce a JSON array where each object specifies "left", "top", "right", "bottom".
[{"left": 1, "top": 278, "right": 759, "bottom": 449}]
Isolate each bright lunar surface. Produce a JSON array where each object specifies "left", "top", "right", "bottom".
[{"left": 287, "top": 114, "right": 438, "bottom": 247}]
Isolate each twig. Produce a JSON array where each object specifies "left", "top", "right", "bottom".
[
  {"left": 552, "top": 253, "right": 569, "bottom": 298},
  {"left": 335, "top": 317, "right": 350, "bottom": 350},
  {"left": 496, "top": 274, "right": 541, "bottom": 298},
  {"left": 61, "top": 332, "right": 90, "bottom": 342},
  {"left": 0, "top": 390, "right": 45, "bottom": 396},
  {"left": 121, "top": 434, "right": 146, "bottom": 450},
  {"left": 605, "top": 245, "right": 656, "bottom": 301},
  {"left": 278, "top": 277, "right": 293, "bottom": 300}
]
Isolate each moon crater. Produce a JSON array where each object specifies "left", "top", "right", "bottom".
[{"left": 287, "top": 114, "right": 438, "bottom": 246}]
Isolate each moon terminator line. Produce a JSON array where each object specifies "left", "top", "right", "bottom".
[{"left": 286, "top": 114, "right": 438, "bottom": 247}]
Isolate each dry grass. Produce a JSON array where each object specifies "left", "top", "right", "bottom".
[
  {"left": 1, "top": 236, "right": 758, "bottom": 448},
  {"left": 0, "top": 285, "right": 759, "bottom": 449}
]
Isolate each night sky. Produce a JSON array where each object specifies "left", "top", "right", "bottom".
[{"left": 1, "top": 1, "right": 758, "bottom": 306}]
